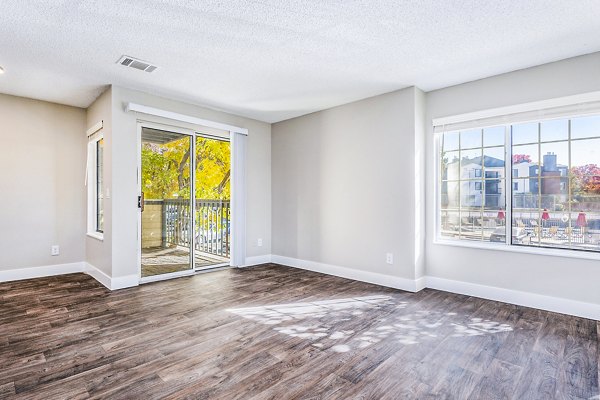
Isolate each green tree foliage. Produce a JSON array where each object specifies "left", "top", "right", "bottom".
[{"left": 141, "top": 136, "right": 230, "bottom": 200}]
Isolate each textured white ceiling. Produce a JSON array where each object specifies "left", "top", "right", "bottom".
[{"left": 1, "top": 1, "right": 600, "bottom": 122}]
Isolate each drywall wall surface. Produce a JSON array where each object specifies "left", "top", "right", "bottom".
[
  {"left": 0, "top": 93, "right": 86, "bottom": 270},
  {"left": 85, "top": 87, "right": 112, "bottom": 275},
  {"left": 414, "top": 87, "right": 427, "bottom": 279},
  {"left": 272, "top": 87, "right": 420, "bottom": 280}
]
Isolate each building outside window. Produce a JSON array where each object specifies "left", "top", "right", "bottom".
[{"left": 438, "top": 115, "right": 600, "bottom": 253}]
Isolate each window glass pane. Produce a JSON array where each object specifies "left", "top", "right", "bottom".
[
  {"left": 485, "top": 207, "right": 506, "bottom": 243},
  {"left": 440, "top": 210, "right": 460, "bottom": 238},
  {"left": 460, "top": 129, "right": 482, "bottom": 149},
  {"left": 96, "top": 138, "right": 104, "bottom": 233},
  {"left": 460, "top": 211, "right": 483, "bottom": 241},
  {"left": 441, "top": 180, "right": 459, "bottom": 239},
  {"left": 512, "top": 122, "right": 538, "bottom": 145},
  {"left": 540, "top": 119, "right": 568, "bottom": 142},
  {"left": 441, "top": 150, "right": 459, "bottom": 180},
  {"left": 512, "top": 144, "right": 538, "bottom": 178},
  {"left": 439, "top": 127, "right": 505, "bottom": 245},
  {"left": 483, "top": 126, "right": 505, "bottom": 147},
  {"left": 539, "top": 177, "right": 568, "bottom": 210},
  {"left": 511, "top": 209, "right": 540, "bottom": 246},
  {"left": 461, "top": 180, "right": 483, "bottom": 209},
  {"left": 512, "top": 178, "right": 537, "bottom": 208},
  {"left": 510, "top": 118, "right": 600, "bottom": 253},
  {"left": 442, "top": 131, "right": 460, "bottom": 152},
  {"left": 571, "top": 138, "right": 600, "bottom": 169},
  {"left": 483, "top": 179, "right": 503, "bottom": 209},
  {"left": 483, "top": 146, "right": 505, "bottom": 169},
  {"left": 460, "top": 148, "right": 482, "bottom": 179},
  {"left": 571, "top": 115, "right": 600, "bottom": 139},
  {"left": 570, "top": 182, "right": 600, "bottom": 252},
  {"left": 441, "top": 181, "right": 459, "bottom": 209},
  {"left": 540, "top": 141, "right": 569, "bottom": 178},
  {"left": 565, "top": 211, "right": 600, "bottom": 252}
]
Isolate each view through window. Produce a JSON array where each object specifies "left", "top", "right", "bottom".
[
  {"left": 439, "top": 115, "right": 600, "bottom": 253},
  {"left": 96, "top": 138, "right": 104, "bottom": 233}
]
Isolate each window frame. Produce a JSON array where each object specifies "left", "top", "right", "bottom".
[
  {"left": 87, "top": 133, "right": 104, "bottom": 241},
  {"left": 434, "top": 116, "right": 600, "bottom": 261}
]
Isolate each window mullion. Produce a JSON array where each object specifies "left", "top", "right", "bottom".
[{"left": 505, "top": 125, "right": 512, "bottom": 246}]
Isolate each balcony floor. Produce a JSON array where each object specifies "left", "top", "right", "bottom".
[{"left": 141, "top": 246, "right": 229, "bottom": 277}]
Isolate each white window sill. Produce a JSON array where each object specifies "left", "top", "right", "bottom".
[
  {"left": 433, "top": 238, "right": 600, "bottom": 261},
  {"left": 86, "top": 232, "right": 104, "bottom": 242}
]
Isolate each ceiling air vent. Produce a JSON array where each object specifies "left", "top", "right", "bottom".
[{"left": 117, "top": 56, "right": 158, "bottom": 73}]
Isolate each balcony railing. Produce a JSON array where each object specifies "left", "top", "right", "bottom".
[{"left": 145, "top": 199, "right": 231, "bottom": 257}]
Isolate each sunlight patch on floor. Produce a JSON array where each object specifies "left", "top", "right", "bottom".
[{"left": 227, "top": 296, "right": 513, "bottom": 353}]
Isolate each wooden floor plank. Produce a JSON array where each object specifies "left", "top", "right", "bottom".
[{"left": 0, "top": 264, "right": 598, "bottom": 399}]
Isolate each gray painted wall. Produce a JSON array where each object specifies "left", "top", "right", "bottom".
[
  {"left": 0, "top": 93, "right": 86, "bottom": 270},
  {"left": 85, "top": 87, "right": 112, "bottom": 275},
  {"left": 272, "top": 87, "right": 424, "bottom": 280}
]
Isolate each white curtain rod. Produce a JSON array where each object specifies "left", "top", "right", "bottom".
[
  {"left": 432, "top": 91, "right": 600, "bottom": 132},
  {"left": 86, "top": 120, "right": 103, "bottom": 137},
  {"left": 126, "top": 103, "right": 248, "bottom": 135}
]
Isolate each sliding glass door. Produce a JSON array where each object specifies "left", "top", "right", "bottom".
[
  {"left": 139, "top": 125, "right": 232, "bottom": 280},
  {"left": 140, "top": 127, "right": 193, "bottom": 278},
  {"left": 194, "top": 135, "right": 231, "bottom": 269}
]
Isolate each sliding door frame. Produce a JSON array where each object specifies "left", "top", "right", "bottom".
[
  {"left": 137, "top": 121, "right": 236, "bottom": 284},
  {"left": 137, "top": 121, "right": 197, "bottom": 284},
  {"left": 194, "top": 132, "right": 232, "bottom": 271}
]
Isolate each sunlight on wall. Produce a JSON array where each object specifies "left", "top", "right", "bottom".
[{"left": 227, "top": 296, "right": 513, "bottom": 353}]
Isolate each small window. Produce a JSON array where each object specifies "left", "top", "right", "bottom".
[
  {"left": 474, "top": 182, "right": 482, "bottom": 191},
  {"left": 513, "top": 169, "right": 518, "bottom": 178},
  {"left": 87, "top": 133, "right": 104, "bottom": 239},
  {"left": 474, "top": 169, "right": 482, "bottom": 178},
  {"left": 96, "top": 139, "right": 104, "bottom": 233},
  {"left": 513, "top": 182, "right": 519, "bottom": 190}
]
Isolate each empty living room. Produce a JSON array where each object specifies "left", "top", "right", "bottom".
[{"left": 2, "top": 1, "right": 600, "bottom": 399}]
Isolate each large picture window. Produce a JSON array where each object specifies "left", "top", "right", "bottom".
[{"left": 438, "top": 114, "right": 600, "bottom": 253}]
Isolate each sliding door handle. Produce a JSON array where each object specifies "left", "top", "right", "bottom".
[{"left": 138, "top": 192, "right": 145, "bottom": 212}]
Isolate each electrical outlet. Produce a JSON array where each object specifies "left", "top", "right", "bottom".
[
  {"left": 386, "top": 253, "right": 393, "bottom": 264},
  {"left": 257, "top": 238, "right": 263, "bottom": 247},
  {"left": 51, "top": 245, "right": 60, "bottom": 256}
]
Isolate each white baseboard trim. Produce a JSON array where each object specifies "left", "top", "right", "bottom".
[
  {"left": 271, "top": 255, "right": 420, "bottom": 292},
  {"left": 426, "top": 276, "right": 600, "bottom": 321},
  {"left": 85, "top": 263, "right": 138, "bottom": 290},
  {"left": 415, "top": 276, "right": 427, "bottom": 292},
  {"left": 85, "top": 263, "right": 112, "bottom": 289},
  {"left": 241, "top": 254, "right": 272, "bottom": 268},
  {"left": 268, "top": 255, "right": 600, "bottom": 320},
  {"left": 2, "top": 257, "right": 597, "bottom": 320},
  {"left": 111, "top": 274, "right": 140, "bottom": 290},
  {"left": 0, "top": 262, "right": 86, "bottom": 283}
]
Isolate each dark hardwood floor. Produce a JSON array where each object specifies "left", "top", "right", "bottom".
[{"left": 0, "top": 264, "right": 598, "bottom": 399}]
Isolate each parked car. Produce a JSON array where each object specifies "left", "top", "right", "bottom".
[{"left": 489, "top": 227, "right": 529, "bottom": 244}]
